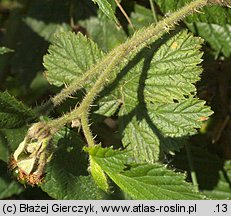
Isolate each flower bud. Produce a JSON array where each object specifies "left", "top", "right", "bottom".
[{"left": 10, "top": 129, "right": 53, "bottom": 186}]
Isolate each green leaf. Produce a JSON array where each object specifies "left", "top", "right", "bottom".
[
  {"left": 120, "top": 99, "right": 212, "bottom": 162},
  {"left": 172, "top": 142, "right": 231, "bottom": 199},
  {"left": 0, "top": 136, "right": 8, "bottom": 163},
  {"left": 9, "top": 0, "right": 72, "bottom": 86},
  {"left": 0, "top": 127, "right": 28, "bottom": 162},
  {"left": 147, "top": 99, "right": 213, "bottom": 137},
  {"left": 87, "top": 146, "right": 204, "bottom": 199},
  {"left": 93, "top": 90, "right": 122, "bottom": 116},
  {"left": 0, "top": 47, "right": 13, "bottom": 55},
  {"left": 0, "top": 92, "right": 35, "bottom": 128},
  {"left": 138, "top": 31, "right": 203, "bottom": 103},
  {"left": 120, "top": 105, "right": 185, "bottom": 162},
  {"left": 41, "top": 130, "right": 106, "bottom": 199},
  {"left": 43, "top": 31, "right": 104, "bottom": 87},
  {"left": 89, "top": 156, "right": 109, "bottom": 192},
  {"left": 203, "top": 162, "right": 231, "bottom": 199},
  {"left": 187, "top": 22, "right": 231, "bottom": 57},
  {"left": 154, "top": 0, "right": 231, "bottom": 57},
  {"left": 0, "top": 161, "right": 24, "bottom": 199},
  {"left": 85, "top": 146, "right": 129, "bottom": 173},
  {"left": 24, "top": 17, "right": 71, "bottom": 42},
  {"left": 80, "top": 16, "right": 127, "bottom": 52},
  {"left": 118, "top": 30, "right": 213, "bottom": 162},
  {"left": 92, "top": 0, "right": 118, "bottom": 23},
  {"left": 129, "top": 4, "right": 154, "bottom": 30},
  {"left": 109, "top": 164, "right": 204, "bottom": 200}
]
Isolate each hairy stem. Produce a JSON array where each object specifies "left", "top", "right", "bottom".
[
  {"left": 81, "top": 112, "right": 95, "bottom": 147},
  {"left": 35, "top": 49, "right": 117, "bottom": 114},
  {"left": 50, "top": 0, "right": 206, "bottom": 118},
  {"left": 36, "top": 0, "right": 229, "bottom": 116},
  {"left": 44, "top": 0, "right": 221, "bottom": 144}
]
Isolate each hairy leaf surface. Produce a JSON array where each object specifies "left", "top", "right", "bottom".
[
  {"left": 0, "top": 127, "right": 28, "bottom": 162},
  {"left": 92, "top": 0, "right": 118, "bottom": 22},
  {"left": 41, "top": 131, "right": 106, "bottom": 199},
  {"left": 154, "top": 0, "right": 231, "bottom": 57},
  {"left": 0, "top": 92, "right": 35, "bottom": 128},
  {"left": 0, "top": 162, "right": 23, "bottom": 199},
  {"left": 87, "top": 146, "right": 204, "bottom": 199},
  {"left": 118, "top": 30, "right": 213, "bottom": 162},
  {"left": 44, "top": 31, "right": 104, "bottom": 87}
]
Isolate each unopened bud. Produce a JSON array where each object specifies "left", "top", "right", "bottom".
[{"left": 10, "top": 126, "right": 54, "bottom": 186}]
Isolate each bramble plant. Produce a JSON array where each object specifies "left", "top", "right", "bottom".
[{"left": 0, "top": 0, "right": 231, "bottom": 199}]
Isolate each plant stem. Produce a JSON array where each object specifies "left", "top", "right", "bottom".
[
  {"left": 185, "top": 143, "right": 199, "bottom": 190},
  {"left": 35, "top": 50, "right": 116, "bottom": 114},
  {"left": 48, "top": 49, "right": 123, "bottom": 132},
  {"left": 46, "top": 0, "right": 216, "bottom": 144},
  {"left": 51, "top": 1, "right": 207, "bottom": 116},
  {"left": 149, "top": 0, "right": 158, "bottom": 23},
  {"left": 115, "top": 0, "right": 135, "bottom": 30},
  {"left": 81, "top": 112, "right": 95, "bottom": 147},
  {"left": 37, "top": 0, "right": 229, "bottom": 116}
]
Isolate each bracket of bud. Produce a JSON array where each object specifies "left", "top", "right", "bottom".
[{"left": 10, "top": 122, "right": 55, "bottom": 186}]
